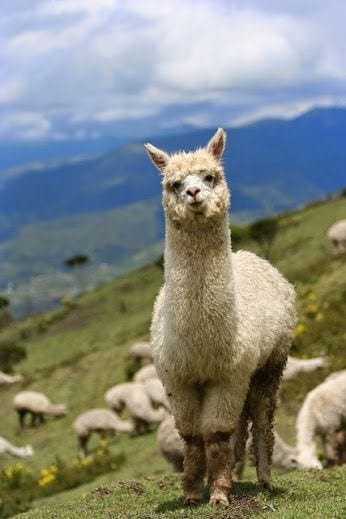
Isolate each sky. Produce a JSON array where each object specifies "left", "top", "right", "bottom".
[{"left": 1, "top": 0, "right": 346, "bottom": 141}]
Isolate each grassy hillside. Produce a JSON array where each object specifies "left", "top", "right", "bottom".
[{"left": 0, "top": 195, "right": 345, "bottom": 517}]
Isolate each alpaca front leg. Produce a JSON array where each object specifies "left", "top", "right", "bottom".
[
  {"left": 168, "top": 384, "right": 204, "bottom": 504},
  {"left": 201, "top": 382, "right": 249, "bottom": 506}
]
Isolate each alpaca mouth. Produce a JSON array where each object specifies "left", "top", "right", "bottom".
[{"left": 186, "top": 200, "right": 205, "bottom": 212}]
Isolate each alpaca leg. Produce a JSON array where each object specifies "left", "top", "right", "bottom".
[
  {"left": 201, "top": 382, "right": 249, "bottom": 506},
  {"left": 169, "top": 384, "right": 204, "bottom": 503},
  {"left": 231, "top": 404, "right": 250, "bottom": 481},
  {"left": 249, "top": 359, "right": 286, "bottom": 491}
]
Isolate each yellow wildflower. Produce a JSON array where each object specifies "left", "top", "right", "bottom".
[
  {"left": 315, "top": 313, "right": 324, "bottom": 322},
  {"left": 294, "top": 323, "right": 306, "bottom": 338}
]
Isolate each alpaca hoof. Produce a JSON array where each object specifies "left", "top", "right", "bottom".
[
  {"left": 209, "top": 494, "right": 229, "bottom": 506},
  {"left": 184, "top": 497, "right": 202, "bottom": 507},
  {"left": 260, "top": 482, "right": 273, "bottom": 493}
]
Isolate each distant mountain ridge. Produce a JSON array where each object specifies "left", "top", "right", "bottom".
[{"left": 1, "top": 107, "right": 346, "bottom": 315}]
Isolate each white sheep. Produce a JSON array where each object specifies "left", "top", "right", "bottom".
[
  {"left": 295, "top": 370, "right": 346, "bottom": 469},
  {"left": 157, "top": 416, "right": 298, "bottom": 476},
  {"left": 283, "top": 355, "right": 326, "bottom": 381},
  {"left": 129, "top": 341, "right": 153, "bottom": 365},
  {"left": 13, "top": 391, "right": 67, "bottom": 428},
  {"left": 143, "top": 378, "right": 170, "bottom": 410},
  {"left": 133, "top": 363, "right": 158, "bottom": 383},
  {"left": 0, "top": 436, "right": 33, "bottom": 459},
  {"left": 73, "top": 408, "right": 134, "bottom": 457},
  {"left": 327, "top": 219, "right": 346, "bottom": 255},
  {"left": 0, "top": 371, "right": 23, "bottom": 386},
  {"left": 145, "top": 128, "right": 296, "bottom": 506},
  {"left": 157, "top": 415, "right": 184, "bottom": 472},
  {"left": 105, "top": 382, "right": 167, "bottom": 435}
]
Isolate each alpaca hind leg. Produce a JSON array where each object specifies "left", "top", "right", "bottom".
[
  {"left": 169, "top": 384, "right": 204, "bottom": 503},
  {"left": 231, "top": 404, "right": 250, "bottom": 481},
  {"left": 249, "top": 359, "right": 286, "bottom": 491}
]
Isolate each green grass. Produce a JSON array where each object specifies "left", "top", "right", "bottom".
[
  {"left": 0, "top": 195, "right": 345, "bottom": 517},
  {"left": 19, "top": 468, "right": 346, "bottom": 518}
]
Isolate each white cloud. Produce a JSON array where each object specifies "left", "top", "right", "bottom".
[
  {"left": 0, "top": 111, "right": 51, "bottom": 140},
  {"left": 1, "top": 0, "right": 346, "bottom": 139}
]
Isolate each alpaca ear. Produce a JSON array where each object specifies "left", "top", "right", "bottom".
[
  {"left": 206, "top": 127, "right": 226, "bottom": 161},
  {"left": 144, "top": 143, "right": 169, "bottom": 173}
]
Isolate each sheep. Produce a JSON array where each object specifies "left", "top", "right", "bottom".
[
  {"left": 73, "top": 408, "right": 134, "bottom": 457},
  {"left": 129, "top": 341, "right": 153, "bottom": 365},
  {"left": 157, "top": 416, "right": 298, "bottom": 475},
  {"left": 13, "top": 391, "right": 67, "bottom": 428},
  {"left": 327, "top": 219, "right": 346, "bottom": 255},
  {"left": 0, "top": 436, "right": 33, "bottom": 459},
  {"left": 295, "top": 370, "right": 346, "bottom": 469},
  {"left": 143, "top": 378, "right": 170, "bottom": 410},
  {"left": 105, "top": 382, "right": 167, "bottom": 435},
  {"left": 133, "top": 363, "right": 158, "bottom": 383},
  {"left": 283, "top": 355, "right": 326, "bottom": 381},
  {"left": 157, "top": 415, "right": 184, "bottom": 472},
  {"left": 0, "top": 371, "right": 23, "bottom": 386},
  {"left": 145, "top": 128, "right": 296, "bottom": 506}
]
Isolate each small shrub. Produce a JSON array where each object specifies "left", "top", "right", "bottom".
[{"left": 0, "top": 342, "right": 26, "bottom": 372}]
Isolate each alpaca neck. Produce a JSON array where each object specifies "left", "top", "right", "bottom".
[{"left": 164, "top": 215, "right": 235, "bottom": 318}]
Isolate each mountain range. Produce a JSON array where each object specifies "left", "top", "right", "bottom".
[{"left": 1, "top": 107, "right": 345, "bottom": 315}]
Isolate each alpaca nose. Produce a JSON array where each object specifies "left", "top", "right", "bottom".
[{"left": 186, "top": 187, "right": 201, "bottom": 198}]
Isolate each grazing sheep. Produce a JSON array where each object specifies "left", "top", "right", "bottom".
[
  {"left": 283, "top": 355, "right": 326, "bottom": 381},
  {"left": 157, "top": 415, "right": 184, "bottom": 472},
  {"left": 130, "top": 342, "right": 153, "bottom": 365},
  {"left": 73, "top": 408, "right": 134, "bottom": 457},
  {"left": 0, "top": 371, "right": 23, "bottom": 386},
  {"left": 144, "top": 378, "right": 170, "bottom": 410},
  {"left": 13, "top": 391, "right": 67, "bottom": 428},
  {"left": 133, "top": 363, "right": 158, "bottom": 383},
  {"left": 0, "top": 436, "right": 33, "bottom": 459},
  {"left": 295, "top": 370, "right": 346, "bottom": 469},
  {"left": 145, "top": 128, "right": 296, "bottom": 505},
  {"left": 157, "top": 416, "right": 298, "bottom": 475},
  {"left": 105, "top": 382, "right": 167, "bottom": 435},
  {"left": 327, "top": 219, "right": 346, "bottom": 255}
]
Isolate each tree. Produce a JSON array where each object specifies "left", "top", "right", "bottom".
[
  {"left": 0, "top": 295, "right": 12, "bottom": 327},
  {"left": 64, "top": 254, "right": 90, "bottom": 293},
  {"left": 249, "top": 217, "right": 278, "bottom": 259}
]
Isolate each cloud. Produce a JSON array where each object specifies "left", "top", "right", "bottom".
[{"left": 1, "top": 0, "right": 346, "bottom": 140}]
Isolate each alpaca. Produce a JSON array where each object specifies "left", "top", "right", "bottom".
[
  {"left": 283, "top": 355, "right": 326, "bottom": 381},
  {"left": 0, "top": 436, "right": 33, "bottom": 459},
  {"left": 13, "top": 391, "right": 67, "bottom": 428},
  {"left": 105, "top": 382, "right": 167, "bottom": 435},
  {"left": 130, "top": 342, "right": 153, "bottom": 365},
  {"left": 145, "top": 128, "right": 296, "bottom": 506},
  {"left": 0, "top": 371, "right": 23, "bottom": 386},
  {"left": 73, "top": 409, "right": 134, "bottom": 457},
  {"left": 295, "top": 370, "right": 346, "bottom": 469},
  {"left": 133, "top": 363, "right": 158, "bottom": 383},
  {"left": 327, "top": 219, "right": 346, "bottom": 255}
]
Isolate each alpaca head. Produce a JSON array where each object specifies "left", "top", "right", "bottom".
[{"left": 145, "top": 128, "right": 230, "bottom": 225}]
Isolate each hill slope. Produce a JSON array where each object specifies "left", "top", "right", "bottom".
[{"left": 0, "top": 195, "right": 345, "bottom": 517}]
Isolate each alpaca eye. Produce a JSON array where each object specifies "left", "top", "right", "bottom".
[
  {"left": 204, "top": 174, "right": 214, "bottom": 182},
  {"left": 172, "top": 181, "right": 181, "bottom": 190}
]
